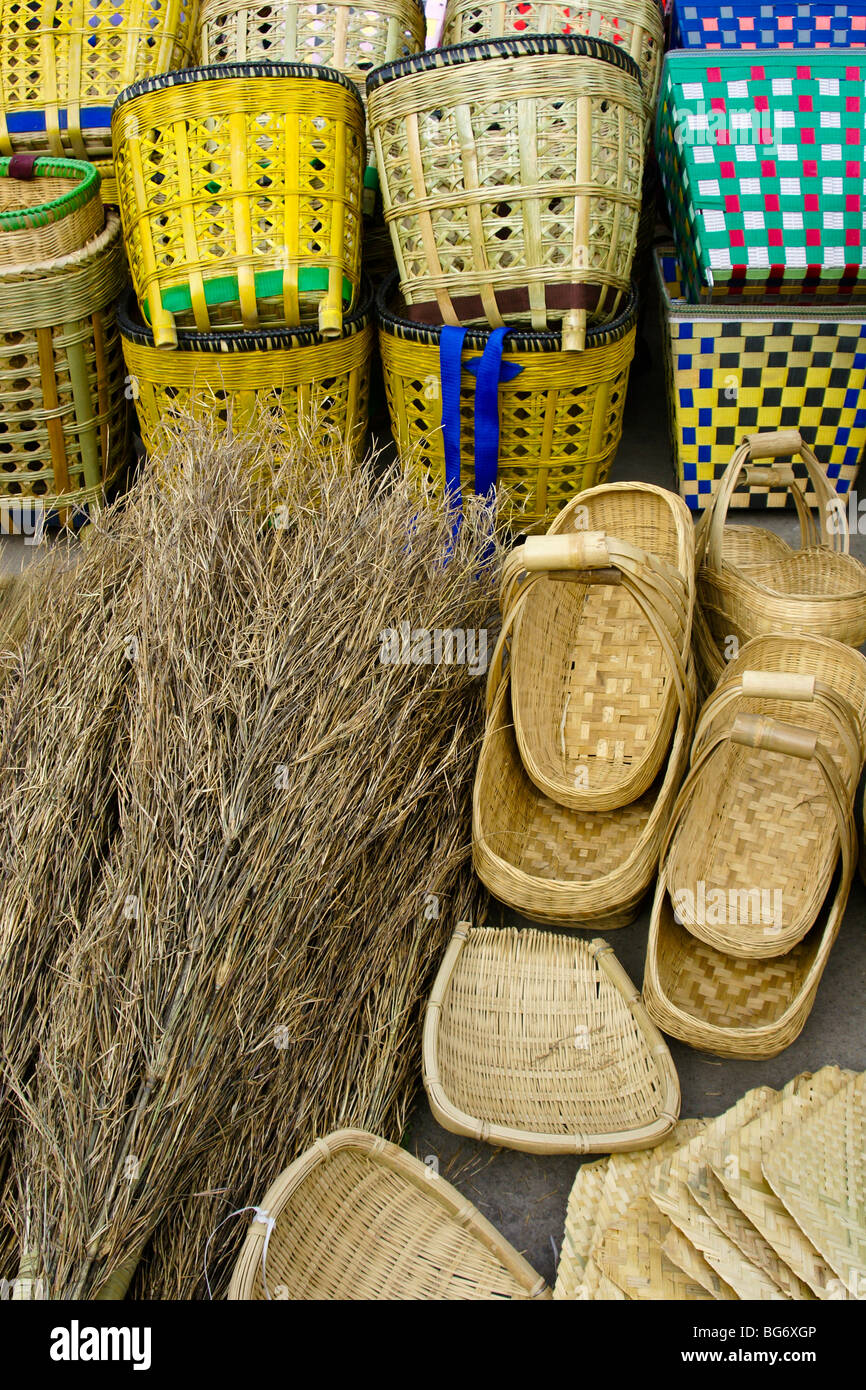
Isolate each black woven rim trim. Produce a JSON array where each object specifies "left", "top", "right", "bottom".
[
  {"left": 118, "top": 279, "right": 374, "bottom": 350},
  {"left": 113, "top": 62, "right": 363, "bottom": 113},
  {"left": 375, "top": 273, "right": 638, "bottom": 350},
  {"left": 367, "top": 33, "right": 642, "bottom": 94}
]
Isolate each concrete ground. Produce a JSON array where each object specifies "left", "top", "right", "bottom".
[{"left": 403, "top": 281, "right": 866, "bottom": 1291}]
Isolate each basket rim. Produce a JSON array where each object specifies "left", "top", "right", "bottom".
[
  {"left": 0, "top": 156, "right": 101, "bottom": 231},
  {"left": 118, "top": 279, "right": 374, "bottom": 351},
  {"left": 366, "top": 32, "right": 643, "bottom": 94},
  {"left": 376, "top": 272, "right": 639, "bottom": 350},
  {"left": 113, "top": 61, "right": 364, "bottom": 113}
]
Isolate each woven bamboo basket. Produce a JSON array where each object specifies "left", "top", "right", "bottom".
[
  {"left": 422, "top": 924, "right": 679, "bottom": 1155},
  {"left": 367, "top": 35, "right": 645, "bottom": 351},
  {"left": 441, "top": 0, "right": 664, "bottom": 128},
  {"left": 0, "top": 212, "right": 130, "bottom": 525},
  {"left": 473, "top": 670, "right": 694, "bottom": 929},
  {"left": 0, "top": 0, "right": 198, "bottom": 164},
  {"left": 112, "top": 63, "right": 366, "bottom": 349},
  {"left": 696, "top": 430, "right": 866, "bottom": 649},
  {"left": 378, "top": 277, "right": 637, "bottom": 533},
  {"left": 0, "top": 155, "right": 103, "bottom": 265},
  {"left": 119, "top": 283, "right": 373, "bottom": 458},
  {"left": 490, "top": 482, "right": 695, "bottom": 811},
  {"left": 664, "top": 633, "right": 866, "bottom": 958},
  {"left": 227, "top": 1128, "right": 551, "bottom": 1299}
]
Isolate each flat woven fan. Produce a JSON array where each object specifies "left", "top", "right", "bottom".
[
  {"left": 763, "top": 1071, "right": 866, "bottom": 1300},
  {"left": 423, "top": 925, "right": 680, "bottom": 1154}
]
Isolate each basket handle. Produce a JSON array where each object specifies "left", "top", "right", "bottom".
[{"left": 700, "top": 430, "right": 848, "bottom": 575}]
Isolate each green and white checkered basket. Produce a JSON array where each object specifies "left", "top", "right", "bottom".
[{"left": 657, "top": 48, "right": 866, "bottom": 302}]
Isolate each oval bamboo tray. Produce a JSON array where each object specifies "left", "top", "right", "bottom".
[
  {"left": 663, "top": 634, "right": 866, "bottom": 959},
  {"left": 119, "top": 284, "right": 373, "bottom": 460},
  {"left": 696, "top": 428, "right": 866, "bottom": 648},
  {"left": 0, "top": 212, "right": 130, "bottom": 526},
  {"left": 422, "top": 923, "right": 679, "bottom": 1154},
  {"left": 441, "top": 0, "right": 665, "bottom": 128},
  {"left": 112, "top": 63, "right": 366, "bottom": 348},
  {"left": 377, "top": 276, "right": 637, "bottom": 533},
  {"left": 366, "top": 35, "right": 645, "bottom": 350},
  {"left": 472, "top": 669, "right": 694, "bottom": 929},
  {"left": 0, "top": 156, "right": 103, "bottom": 265},
  {"left": 227, "top": 1128, "right": 551, "bottom": 1299},
  {"left": 0, "top": 0, "right": 198, "bottom": 164},
  {"left": 489, "top": 482, "right": 695, "bottom": 811}
]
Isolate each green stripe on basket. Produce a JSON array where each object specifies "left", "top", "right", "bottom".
[{"left": 146, "top": 267, "right": 354, "bottom": 318}]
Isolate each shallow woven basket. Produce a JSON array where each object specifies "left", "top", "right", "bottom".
[
  {"left": 491, "top": 481, "right": 695, "bottom": 811},
  {"left": 0, "top": 212, "right": 130, "bottom": 524},
  {"left": 227, "top": 1128, "right": 551, "bottom": 1299},
  {"left": 666, "top": 633, "right": 866, "bottom": 959},
  {"left": 696, "top": 429, "right": 866, "bottom": 649},
  {"left": 0, "top": 156, "right": 103, "bottom": 265},
  {"left": 0, "top": 0, "right": 198, "bottom": 163},
  {"left": 119, "top": 284, "right": 373, "bottom": 459},
  {"left": 378, "top": 276, "right": 637, "bottom": 533},
  {"left": 112, "top": 63, "right": 366, "bottom": 349},
  {"left": 367, "top": 35, "right": 645, "bottom": 350},
  {"left": 441, "top": 0, "right": 664, "bottom": 129},
  {"left": 473, "top": 670, "right": 694, "bottom": 929},
  {"left": 422, "top": 924, "right": 679, "bottom": 1155}
]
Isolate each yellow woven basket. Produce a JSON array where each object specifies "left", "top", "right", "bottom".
[
  {"left": 441, "top": 0, "right": 664, "bottom": 128},
  {"left": 119, "top": 284, "right": 373, "bottom": 458},
  {"left": 0, "top": 0, "right": 198, "bottom": 163},
  {"left": 112, "top": 63, "right": 366, "bottom": 348},
  {"left": 367, "top": 35, "right": 645, "bottom": 350},
  {"left": 0, "top": 212, "right": 130, "bottom": 525},
  {"left": 378, "top": 275, "right": 637, "bottom": 531}
]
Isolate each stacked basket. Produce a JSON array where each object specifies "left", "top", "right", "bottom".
[
  {"left": 112, "top": 61, "right": 373, "bottom": 457},
  {"left": 0, "top": 156, "right": 129, "bottom": 528},
  {"left": 658, "top": 22, "right": 866, "bottom": 507},
  {"left": 369, "top": 18, "right": 659, "bottom": 530}
]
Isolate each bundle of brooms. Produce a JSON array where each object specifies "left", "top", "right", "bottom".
[{"left": 0, "top": 421, "right": 496, "bottom": 1299}]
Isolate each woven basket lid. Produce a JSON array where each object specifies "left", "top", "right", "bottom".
[
  {"left": 367, "top": 32, "right": 643, "bottom": 94},
  {"left": 113, "top": 61, "right": 364, "bottom": 113}
]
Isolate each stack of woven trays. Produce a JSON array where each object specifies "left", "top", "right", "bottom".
[
  {"left": 555, "top": 1067, "right": 866, "bottom": 1301},
  {"left": 0, "top": 155, "right": 129, "bottom": 528},
  {"left": 0, "top": 0, "right": 199, "bottom": 205},
  {"left": 656, "top": 31, "right": 866, "bottom": 508},
  {"left": 112, "top": 61, "right": 374, "bottom": 457},
  {"left": 369, "top": 11, "right": 660, "bottom": 530}
]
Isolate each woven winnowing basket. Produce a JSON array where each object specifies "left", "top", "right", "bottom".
[
  {"left": 112, "top": 64, "right": 365, "bottom": 349},
  {"left": 0, "top": 212, "right": 129, "bottom": 524},
  {"left": 0, "top": 156, "right": 103, "bottom": 265},
  {"left": 378, "top": 277, "right": 637, "bottom": 533},
  {"left": 473, "top": 671, "right": 694, "bottom": 929},
  {"left": 0, "top": 0, "right": 198, "bottom": 164},
  {"left": 422, "top": 925, "right": 679, "bottom": 1155},
  {"left": 227, "top": 1129, "right": 551, "bottom": 1300},
  {"left": 696, "top": 430, "right": 866, "bottom": 648},
  {"left": 367, "top": 35, "right": 645, "bottom": 351},
  {"left": 763, "top": 1071, "right": 866, "bottom": 1299},
  {"left": 441, "top": 0, "right": 664, "bottom": 127},
  {"left": 657, "top": 249, "right": 866, "bottom": 512},
  {"left": 119, "top": 286, "right": 373, "bottom": 460}
]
